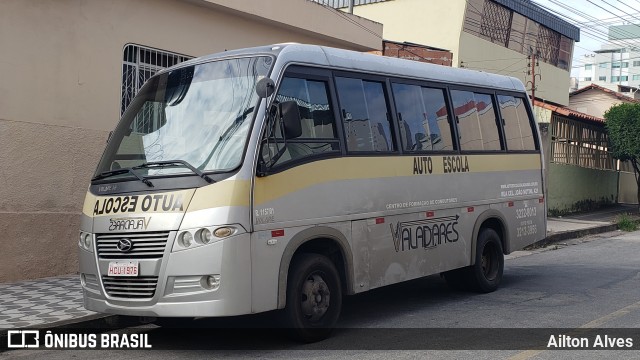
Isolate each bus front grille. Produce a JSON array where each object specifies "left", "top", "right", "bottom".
[
  {"left": 102, "top": 276, "right": 158, "bottom": 299},
  {"left": 96, "top": 232, "right": 170, "bottom": 259}
]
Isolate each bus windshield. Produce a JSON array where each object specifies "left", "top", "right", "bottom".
[{"left": 94, "top": 56, "right": 272, "bottom": 180}]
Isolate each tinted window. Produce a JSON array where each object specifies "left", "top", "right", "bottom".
[
  {"left": 392, "top": 83, "right": 454, "bottom": 151},
  {"left": 335, "top": 77, "right": 395, "bottom": 152},
  {"left": 451, "top": 90, "right": 503, "bottom": 151},
  {"left": 498, "top": 95, "right": 536, "bottom": 150},
  {"left": 276, "top": 77, "right": 337, "bottom": 139},
  {"left": 261, "top": 76, "right": 339, "bottom": 167}
]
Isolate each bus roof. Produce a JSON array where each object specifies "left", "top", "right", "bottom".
[{"left": 169, "top": 43, "right": 527, "bottom": 93}]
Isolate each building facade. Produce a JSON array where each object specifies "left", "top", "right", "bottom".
[
  {"left": 577, "top": 25, "right": 640, "bottom": 91},
  {"left": 317, "top": 0, "right": 579, "bottom": 106},
  {"left": 0, "top": 0, "right": 383, "bottom": 282}
]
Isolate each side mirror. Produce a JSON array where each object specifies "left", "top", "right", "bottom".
[
  {"left": 255, "top": 77, "right": 275, "bottom": 98},
  {"left": 107, "top": 131, "right": 113, "bottom": 144},
  {"left": 279, "top": 101, "right": 302, "bottom": 139}
]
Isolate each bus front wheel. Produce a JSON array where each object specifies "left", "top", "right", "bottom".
[
  {"left": 468, "top": 228, "right": 504, "bottom": 293},
  {"left": 283, "top": 253, "right": 342, "bottom": 342}
]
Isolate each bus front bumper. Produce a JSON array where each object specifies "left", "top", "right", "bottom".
[{"left": 79, "top": 232, "right": 252, "bottom": 318}]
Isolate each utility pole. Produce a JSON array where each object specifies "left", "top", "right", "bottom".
[
  {"left": 531, "top": 53, "right": 536, "bottom": 100},
  {"left": 527, "top": 53, "right": 540, "bottom": 101}
]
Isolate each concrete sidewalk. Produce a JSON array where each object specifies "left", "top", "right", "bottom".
[
  {"left": 1, "top": 205, "right": 638, "bottom": 334},
  {"left": 542, "top": 204, "right": 637, "bottom": 245}
]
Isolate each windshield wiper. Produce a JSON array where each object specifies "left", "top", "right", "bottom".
[
  {"left": 92, "top": 168, "right": 154, "bottom": 187},
  {"left": 133, "top": 160, "right": 214, "bottom": 184}
]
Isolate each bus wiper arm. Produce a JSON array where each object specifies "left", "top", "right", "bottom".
[
  {"left": 92, "top": 168, "right": 154, "bottom": 187},
  {"left": 134, "top": 160, "right": 214, "bottom": 184}
]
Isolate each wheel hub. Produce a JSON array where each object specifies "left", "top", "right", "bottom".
[{"left": 301, "top": 274, "right": 331, "bottom": 322}]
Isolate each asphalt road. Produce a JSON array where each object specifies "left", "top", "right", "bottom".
[{"left": 3, "top": 230, "right": 640, "bottom": 359}]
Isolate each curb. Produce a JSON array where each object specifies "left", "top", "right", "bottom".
[{"left": 527, "top": 223, "right": 619, "bottom": 249}]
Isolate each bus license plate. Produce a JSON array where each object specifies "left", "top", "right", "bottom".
[{"left": 107, "top": 261, "right": 139, "bottom": 277}]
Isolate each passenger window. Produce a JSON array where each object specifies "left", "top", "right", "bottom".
[
  {"left": 392, "top": 83, "right": 454, "bottom": 151},
  {"left": 276, "top": 77, "right": 337, "bottom": 139},
  {"left": 335, "top": 77, "right": 395, "bottom": 152},
  {"left": 498, "top": 95, "right": 536, "bottom": 150},
  {"left": 261, "top": 76, "right": 339, "bottom": 167},
  {"left": 451, "top": 90, "right": 503, "bottom": 151}
]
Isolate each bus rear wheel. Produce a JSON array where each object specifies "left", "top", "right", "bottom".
[
  {"left": 468, "top": 228, "right": 504, "bottom": 293},
  {"left": 283, "top": 253, "right": 342, "bottom": 343}
]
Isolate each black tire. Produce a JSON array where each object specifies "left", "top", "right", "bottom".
[
  {"left": 468, "top": 228, "right": 504, "bottom": 293},
  {"left": 282, "top": 253, "right": 342, "bottom": 343}
]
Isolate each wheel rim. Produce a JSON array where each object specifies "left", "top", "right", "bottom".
[
  {"left": 481, "top": 242, "right": 499, "bottom": 281},
  {"left": 300, "top": 272, "right": 331, "bottom": 323}
]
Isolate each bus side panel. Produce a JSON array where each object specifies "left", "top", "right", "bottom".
[
  {"left": 356, "top": 206, "right": 471, "bottom": 290},
  {"left": 252, "top": 155, "right": 544, "bottom": 300}
]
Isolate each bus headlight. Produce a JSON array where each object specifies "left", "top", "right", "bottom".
[
  {"left": 172, "top": 225, "right": 244, "bottom": 252},
  {"left": 178, "top": 231, "right": 194, "bottom": 248},
  {"left": 196, "top": 228, "right": 213, "bottom": 244},
  {"left": 79, "top": 231, "right": 93, "bottom": 253},
  {"left": 83, "top": 233, "right": 92, "bottom": 250}
]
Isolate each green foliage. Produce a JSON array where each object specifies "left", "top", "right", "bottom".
[
  {"left": 605, "top": 103, "right": 640, "bottom": 163},
  {"left": 547, "top": 208, "right": 565, "bottom": 217},
  {"left": 617, "top": 213, "right": 638, "bottom": 232},
  {"left": 547, "top": 197, "right": 614, "bottom": 217}
]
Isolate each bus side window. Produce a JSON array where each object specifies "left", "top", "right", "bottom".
[
  {"left": 497, "top": 95, "right": 537, "bottom": 151},
  {"left": 391, "top": 83, "right": 454, "bottom": 152},
  {"left": 335, "top": 77, "right": 395, "bottom": 152},
  {"left": 262, "top": 76, "right": 340, "bottom": 167},
  {"left": 451, "top": 90, "right": 504, "bottom": 151}
]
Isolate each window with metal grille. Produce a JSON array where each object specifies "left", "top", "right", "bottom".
[
  {"left": 536, "top": 25, "right": 560, "bottom": 65},
  {"left": 479, "top": 0, "right": 511, "bottom": 47},
  {"left": 463, "top": 0, "right": 573, "bottom": 71},
  {"left": 121, "top": 44, "right": 192, "bottom": 118}
]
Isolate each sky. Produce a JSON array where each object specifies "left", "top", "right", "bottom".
[{"left": 531, "top": 0, "right": 640, "bottom": 76}]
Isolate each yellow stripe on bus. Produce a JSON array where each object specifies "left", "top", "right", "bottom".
[
  {"left": 254, "top": 154, "right": 541, "bottom": 205},
  {"left": 187, "top": 180, "right": 251, "bottom": 212},
  {"left": 83, "top": 154, "right": 541, "bottom": 215}
]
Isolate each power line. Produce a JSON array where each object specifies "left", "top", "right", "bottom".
[
  {"left": 536, "top": 0, "right": 640, "bottom": 49},
  {"left": 454, "top": 0, "right": 640, "bottom": 86},
  {"left": 469, "top": 0, "right": 639, "bottom": 57},
  {"left": 586, "top": 0, "right": 640, "bottom": 32}
]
